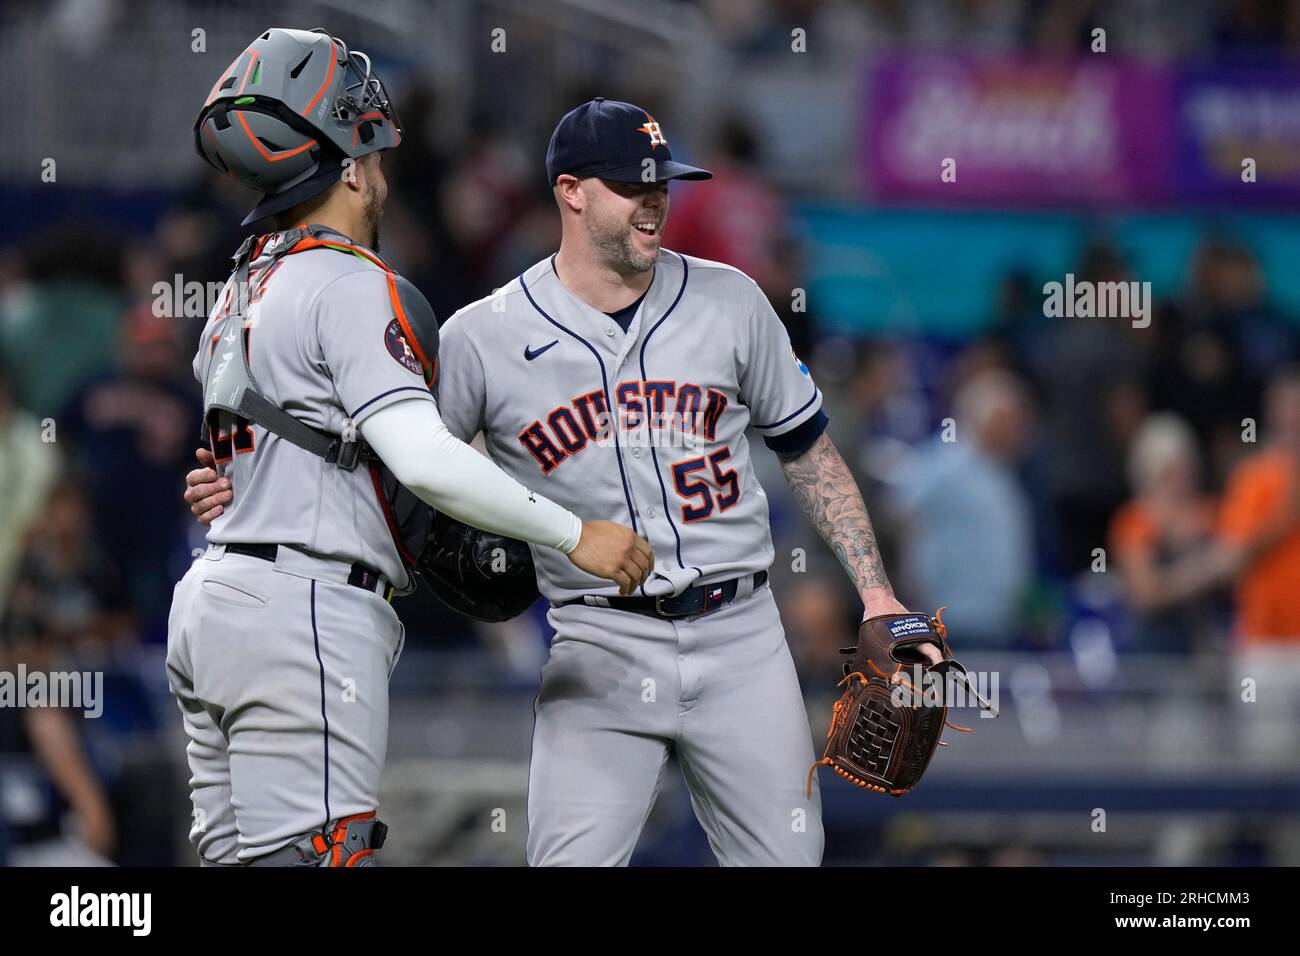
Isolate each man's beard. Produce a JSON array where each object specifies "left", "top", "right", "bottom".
[
  {"left": 586, "top": 210, "right": 658, "bottom": 275},
  {"left": 362, "top": 179, "right": 384, "bottom": 251}
]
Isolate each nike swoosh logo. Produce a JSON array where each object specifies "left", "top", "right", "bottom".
[{"left": 524, "top": 340, "right": 559, "bottom": 361}]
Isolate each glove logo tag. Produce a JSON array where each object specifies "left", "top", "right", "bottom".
[{"left": 884, "top": 616, "right": 932, "bottom": 639}]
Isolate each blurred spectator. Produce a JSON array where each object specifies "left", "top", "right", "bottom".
[
  {"left": 152, "top": 174, "right": 251, "bottom": 287},
  {"left": 381, "top": 85, "right": 475, "bottom": 319},
  {"left": 1108, "top": 413, "right": 1225, "bottom": 654},
  {"left": 483, "top": 180, "right": 565, "bottom": 285},
  {"left": 1146, "top": 299, "right": 1254, "bottom": 490},
  {"left": 892, "top": 368, "right": 1034, "bottom": 646},
  {"left": 0, "top": 361, "right": 61, "bottom": 613},
  {"left": 436, "top": 124, "right": 534, "bottom": 293},
  {"left": 1218, "top": 368, "right": 1300, "bottom": 642},
  {"left": 834, "top": 340, "right": 933, "bottom": 458},
  {"left": 0, "top": 225, "right": 124, "bottom": 416},
  {"left": 2, "top": 480, "right": 131, "bottom": 653},
  {"left": 781, "top": 574, "right": 858, "bottom": 682},
  {"left": 1158, "top": 240, "right": 1299, "bottom": 484},
  {"left": 663, "top": 115, "right": 792, "bottom": 296},
  {"left": 0, "top": 706, "right": 116, "bottom": 867},
  {"left": 1218, "top": 367, "right": 1300, "bottom": 763},
  {"left": 1, "top": 474, "right": 177, "bottom": 864},
  {"left": 0, "top": 623, "right": 115, "bottom": 867},
  {"left": 988, "top": 267, "right": 1053, "bottom": 379},
  {"left": 57, "top": 303, "right": 201, "bottom": 635},
  {"left": 1032, "top": 243, "right": 1149, "bottom": 574},
  {"left": 1184, "top": 241, "right": 1296, "bottom": 386}
]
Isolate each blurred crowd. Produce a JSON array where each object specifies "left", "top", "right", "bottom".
[
  {"left": 2, "top": 0, "right": 1300, "bottom": 867},
  {"left": 766, "top": 232, "right": 1300, "bottom": 703}
]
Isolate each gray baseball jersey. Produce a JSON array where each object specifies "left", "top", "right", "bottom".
[
  {"left": 438, "top": 250, "right": 823, "bottom": 603},
  {"left": 192, "top": 228, "right": 436, "bottom": 589},
  {"left": 439, "top": 249, "right": 827, "bottom": 865},
  {"left": 171, "top": 226, "right": 426, "bottom": 863}
]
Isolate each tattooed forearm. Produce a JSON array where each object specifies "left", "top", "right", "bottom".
[{"left": 780, "top": 433, "right": 893, "bottom": 598}]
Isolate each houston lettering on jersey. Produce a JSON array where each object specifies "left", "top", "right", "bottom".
[{"left": 519, "top": 379, "right": 728, "bottom": 474}]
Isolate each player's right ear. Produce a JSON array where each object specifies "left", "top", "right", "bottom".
[
  {"left": 342, "top": 152, "right": 375, "bottom": 193},
  {"left": 553, "top": 174, "right": 585, "bottom": 213}
]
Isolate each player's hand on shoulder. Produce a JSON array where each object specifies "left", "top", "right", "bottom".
[
  {"left": 567, "top": 520, "right": 654, "bottom": 595},
  {"left": 184, "top": 446, "right": 233, "bottom": 525}
]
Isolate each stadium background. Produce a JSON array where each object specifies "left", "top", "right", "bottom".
[{"left": 2, "top": 0, "right": 1299, "bottom": 866}]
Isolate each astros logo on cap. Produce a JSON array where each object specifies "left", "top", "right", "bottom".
[{"left": 638, "top": 116, "right": 668, "bottom": 148}]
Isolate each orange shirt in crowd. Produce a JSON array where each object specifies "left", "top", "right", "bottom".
[
  {"left": 1108, "top": 497, "right": 1218, "bottom": 565},
  {"left": 1218, "top": 448, "right": 1300, "bottom": 643}
]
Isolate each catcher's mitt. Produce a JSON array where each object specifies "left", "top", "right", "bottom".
[
  {"left": 807, "top": 609, "right": 995, "bottom": 797},
  {"left": 415, "top": 510, "right": 540, "bottom": 622}
]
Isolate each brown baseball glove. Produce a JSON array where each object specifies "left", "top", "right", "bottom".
[{"left": 807, "top": 609, "right": 995, "bottom": 797}]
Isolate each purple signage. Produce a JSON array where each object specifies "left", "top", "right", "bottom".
[
  {"left": 866, "top": 56, "right": 1175, "bottom": 206},
  {"left": 1178, "top": 64, "right": 1300, "bottom": 203}
]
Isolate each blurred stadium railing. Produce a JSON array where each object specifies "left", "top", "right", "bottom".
[{"left": 365, "top": 644, "right": 1300, "bottom": 866}]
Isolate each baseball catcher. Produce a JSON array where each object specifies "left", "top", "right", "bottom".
[{"left": 808, "top": 610, "right": 996, "bottom": 797}]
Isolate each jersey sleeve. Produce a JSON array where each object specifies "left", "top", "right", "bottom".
[
  {"left": 433, "top": 310, "right": 488, "bottom": 442},
  {"left": 312, "top": 268, "right": 437, "bottom": 425},
  {"left": 737, "top": 282, "right": 825, "bottom": 453}
]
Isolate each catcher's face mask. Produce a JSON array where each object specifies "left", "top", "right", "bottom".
[{"left": 327, "top": 29, "right": 402, "bottom": 138}]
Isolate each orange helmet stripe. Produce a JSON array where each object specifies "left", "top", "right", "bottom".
[{"left": 236, "top": 111, "right": 317, "bottom": 162}]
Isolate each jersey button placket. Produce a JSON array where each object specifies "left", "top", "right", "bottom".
[{"left": 612, "top": 321, "right": 652, "bottom": 532}]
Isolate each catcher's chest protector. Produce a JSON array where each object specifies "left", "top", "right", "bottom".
[{"left": 201, "top": 225, "right": 439, "bottom": 589}]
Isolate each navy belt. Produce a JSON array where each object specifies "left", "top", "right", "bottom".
[
  {"left": 558, "top": 571, "right": 767, "bottom": 620},
  {"left": 223, "top": 543, "right": 393, "bottom": 598}
]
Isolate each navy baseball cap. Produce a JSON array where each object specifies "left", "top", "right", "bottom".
[{"left": 545, "top": 98, "right": 712, "bottom": 185}]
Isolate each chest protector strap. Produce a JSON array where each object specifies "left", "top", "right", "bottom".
[{"left": 201, "top": 225, "right": 441, "bottom": 588}]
